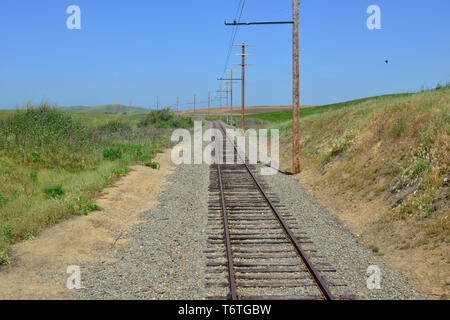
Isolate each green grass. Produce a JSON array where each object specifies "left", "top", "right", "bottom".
[
  {"left": 43, "top": 185, "right": 65, "bottom": 199},
  {"left": 0, "top": 104, "right": 183, "bottom": 263},
  {"left": 235, "top": 93, "right": 414, "bottom": 125},
  {"left": 59, "top": 104, "right": 150, "bottom": 115},
  {"left": 254, "top": 86, "right": 449, "bottom": 244}
]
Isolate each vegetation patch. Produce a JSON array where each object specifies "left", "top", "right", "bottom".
[
  {"left": 144, "top": 160, "right": 160, "bottom": 170},
  {"left": 43, "top": 185, "right": 65, "bottom": 199},
  {"left": 103, "top": 147, "right": 123, "bottom": 161},
  {"left": 0, "top": 104, "right": 176, "bottom": 264},
  {"left": 0, "top": 104, "right": 98, "bottom": 169},
  {"left": 138, "top": 109, "right": 193, "bottom": 129},
  {"left": 69, "top": 197, "right": 101, "bottom": 216},
  {"left": 251, "top": 85, "right": 449, "bottom": 247}
]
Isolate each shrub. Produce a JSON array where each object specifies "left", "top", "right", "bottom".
[
  {"left": 0, "top": 104, "right": 98, "bottom": 169},
  {"left": 138, "top": 109, "right": 193, "bottom": 129},
  {"left": 144, "top": 160, "right": 160, "bottom": 169},
  {"left": 103, "top": 147, "right": 123, "bottom": 160},
  {"left": 43, "top": 185, "right": 65, "bottom": 199}
]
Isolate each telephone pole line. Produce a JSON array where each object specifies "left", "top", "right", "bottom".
[
  {"left": 227, "top": 70, "right": 236, "bottom": 126},
  {"left": 216, "top": 86, "right": 230, "bottom": 120},
  {"left": 193, "top": 94, "right": 196, "bottom": 114},
  {"left": 224, "top": 0, "right": 301, "bottom": 174},
  {"left": 208, "top": 91, "right": 211, "bottom": 116},
  {"left": 234, "top": 43, "right": 252, "bottom": 131},
  {"left": 218, "top": 71, "right": 240, "bottom": 127}
]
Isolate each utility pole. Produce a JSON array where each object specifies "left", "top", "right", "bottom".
[
  {"left": 226, "top": 70, "right": 237, "bottom": 126},
  {"left": 217, "top": 90, "right": 223, "bottom": 109},
  {"left": 216, "top": 87, "right": 230, "bottom": 120},
  {"left": 176, "top": 96, "right": 179, "bottom": 112},
  {"left": 193, "top": 94, "right": 196, "bottom": 114},
  {"left": 218, "top": 73, "right": 241, "bottom": 127},
  {"left": 234, "top": 43, "right": 252, "bottom": 131},
  {"left": 208, "top": 91, "right": 211, "bottom": 116},
  {"left": 156, "top": 96, "right": 159, "bottom": 110},
  {"left": 292, "top": 0, "right": 300, "bottom": 174},
  {"left": 224, "top": 0, "right": 301, "bottom": 173},
  {"left": 223, "top": 84, "right": 230, "bottom": 113}
]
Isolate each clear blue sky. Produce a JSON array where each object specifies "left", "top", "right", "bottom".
[{"left": 1, "top": 0, "right": 449, "bottom": 110}]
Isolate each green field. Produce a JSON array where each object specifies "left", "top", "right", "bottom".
[
  {"left": 0, "top": 106, "right": 191, "bottom": 263},
  {"left": 230, "top": 93, "right": 415, "bottom": 124},
  {"left": 59, "top": 104, "right": 150, "bottom": 115}
]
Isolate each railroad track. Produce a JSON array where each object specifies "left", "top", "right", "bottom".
[{"left": 205, "top": 121, "right": 346, "bottom": 300}]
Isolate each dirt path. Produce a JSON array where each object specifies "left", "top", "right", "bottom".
[{"left": 0, "top": 150, "right": 174, "bottom": 300}]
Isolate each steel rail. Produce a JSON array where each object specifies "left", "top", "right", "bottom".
[
  {"left": 218, "top": 121, "right": 335, "bottom": 300},
  {"left": 214, "top": 126, "right": 238, "bottom": 300}
]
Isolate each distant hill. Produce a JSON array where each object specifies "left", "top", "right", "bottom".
[{"left": 60, "top": 104, "right": 150, "bottom": 115}]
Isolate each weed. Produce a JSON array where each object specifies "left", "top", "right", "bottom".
[
  {"left": 69, "top": 197, "right": 101, "bottom": 216},
  {"left": 43, "top": 185, "right": 65, "bottom": 199},
  {"left": 389, "top": 119, "right": 405, "bottom": 138},
  {"left": 103, "top": 147, "right": 123, "bottom": 160},
  {"left": 321, "top": 129, "right": 355, "bottom": 166},
  {"left": 144, "top": 160, "right": 160, "bottom": 170},
  {"left": 29, "top": 170, "right": 38, "bottom": 183}
]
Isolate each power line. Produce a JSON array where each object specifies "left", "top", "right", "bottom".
[{"left": 221, "top": 0, "right": 246, "bottom": 78}]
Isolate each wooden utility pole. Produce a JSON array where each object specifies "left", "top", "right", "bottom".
[
  {"left": 292, "top": 0, "right": 300, "bottom": 173},
  {"left": 225, "top": 70, "right": 237, "bottom": 126},
  {"left": 156, "top": 96, "right": 159, "bottom": 110},
  {"left": 224, "top": 1, "right": 301, "bottom": 173},
  {"left": 217, "top": 90, "right": 223, "bottom": 108},
  {"left": 208, "top": 91, "right": 211, "bottom": 116},
  {"left": 225, "top": 85, "right": 229, "bottom": 115},
  {"left": 234, "top": 43, "right": 252, "bottom": 132},
  {"left": 176, "top": 96, "right": 179, "bottom": 112},
  {"left": 193, "top": 94, "right": 196, "bottom": 114}
]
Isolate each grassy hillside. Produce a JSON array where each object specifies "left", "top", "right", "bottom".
[
  {"left": 0, "top": 106, "right": 191, "bottom": 263},
  {"left": 232, "top": 93, "right": 413, "bottom": 124},
  {"left": 259, "top": 86, "right": 449, "bottom": 245},
  {"left": 249, "top": 86, "right": 449, "bottom": 297},
  {"left": 60, "top": 104, "right": 150, "bottom": 115}
]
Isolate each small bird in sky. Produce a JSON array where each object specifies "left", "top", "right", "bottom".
[{"left": 385, "top": 59, "right": 389, "bottom": 64}]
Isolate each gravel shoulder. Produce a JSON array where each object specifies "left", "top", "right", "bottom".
[{"left": 74, "top": 124, "right": 212, "bottom": 300}]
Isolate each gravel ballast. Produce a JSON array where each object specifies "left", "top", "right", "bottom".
[
  {"left": 72, "top": 120, "right": 422, "bottom": 300},
  {"left": 260, "top": 165, "right": 422, "bottom": 300},
  {"left": 74, "top": 156, "right": 211, "bottom": 299}
]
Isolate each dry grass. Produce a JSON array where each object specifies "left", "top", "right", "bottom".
[{"left": 274, "top": 86, "right": 449, "bottom": 244}]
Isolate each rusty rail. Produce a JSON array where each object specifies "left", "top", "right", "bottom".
[{"left": 214, "top": 121, "right": 334, "bottom": 300}]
